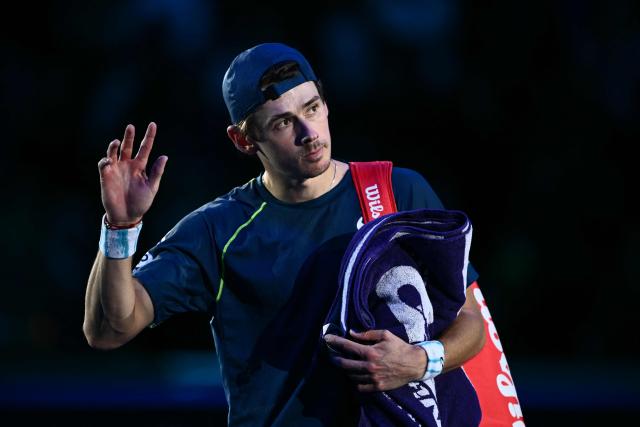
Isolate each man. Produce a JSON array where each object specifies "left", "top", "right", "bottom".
[{"left": 84, "top": 43, "right": 485, "bottom": 426}]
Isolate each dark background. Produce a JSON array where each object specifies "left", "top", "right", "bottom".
[{"left": 1, "top": 0, "right": 638, "bottom": 425}]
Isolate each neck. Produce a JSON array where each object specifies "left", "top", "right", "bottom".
[{"left": 263, "top": 160, "right": 343, "bottom": 203}]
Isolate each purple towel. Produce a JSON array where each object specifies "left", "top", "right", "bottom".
[{"left": 323, "top": 208, "right": 481, "bottom": 427}]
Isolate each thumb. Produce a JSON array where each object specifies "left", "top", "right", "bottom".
[{"left": 148, "top": 155, "right": 168, "bottom": 192}]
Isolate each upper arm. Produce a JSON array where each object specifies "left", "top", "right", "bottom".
[
  {"left": 132, "top": 211, "right": 219, "bottom": 327},
  {"left": 462, "top": 285, "right": 481, "bottom": 316},
  {"left": 459, "top": 284, "right": 486, "bottom": 350}
]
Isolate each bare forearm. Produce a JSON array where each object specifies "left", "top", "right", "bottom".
[
  {"left": 438, "top": 305, "right": 485, "bottom": 372},
  {"left": 393, "top": 304, "right": 485, "bottom": 383},
  {"left": 83, "top": 252, "right": 147, "bottom": 349}
]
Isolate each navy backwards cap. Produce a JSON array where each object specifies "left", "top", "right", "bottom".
[{"left": 222, "top": 43, "right": 318, "bottom": 124}]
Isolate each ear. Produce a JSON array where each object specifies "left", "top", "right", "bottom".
[{"left": 227, "top": 125, "right": 258, "bottom": 155}]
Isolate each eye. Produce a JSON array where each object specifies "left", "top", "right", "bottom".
[
  {"left": 274, "top": 118, "right": 291, "bottom": 130},
  {"left": 307, "top": 103, "right": 320, "bottom": 115}
]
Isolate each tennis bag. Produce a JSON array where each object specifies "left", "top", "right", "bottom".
[{"left": 350, "top": 161, "right": 525, "bottom": 427}]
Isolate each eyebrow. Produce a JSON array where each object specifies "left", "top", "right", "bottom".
[{"left": 265, "top": 95, "right": 321, "bottom": 127}]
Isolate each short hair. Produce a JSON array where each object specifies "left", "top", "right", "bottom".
[{"left": 237, "top": 61, "right": 325, "bottom": 140}]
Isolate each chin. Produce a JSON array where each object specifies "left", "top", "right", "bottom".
[{"left": 307, "top": 154, "right": 332, "bottom": 178}]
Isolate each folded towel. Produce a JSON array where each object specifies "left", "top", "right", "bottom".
[{"left": 323, "top": 208, "right": 481, "bottom": 427}]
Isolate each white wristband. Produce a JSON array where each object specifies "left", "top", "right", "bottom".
[
  {"left": 98, "top": 214, "right": 143, "bottom": 259},
  {"left": 416, "top": 340, "right": 445, "bottom": 381}
]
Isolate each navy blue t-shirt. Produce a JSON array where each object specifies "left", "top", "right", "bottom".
[{"left": 132, "top": 167, "right": 479, "bottom": 427}]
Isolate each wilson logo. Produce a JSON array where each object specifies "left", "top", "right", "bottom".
[
  {"left": 473, "top": 286, "right": 525, "bottom": 426},
  {"left": 365, "top": 184, "right": 384, "bottom": 219}
]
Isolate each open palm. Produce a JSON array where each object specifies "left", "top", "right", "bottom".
[{"left": 98, "top": 122, "right": 168, "bottom": 225}]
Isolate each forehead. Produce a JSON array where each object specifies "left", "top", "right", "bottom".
[{"left": 256, "top": 81, "right": 320, "bottom": 118}]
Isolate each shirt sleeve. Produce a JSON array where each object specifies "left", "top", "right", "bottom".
[
  {"left": 392, "top": 167, "right": 480, "bottom": 285},
  {"left": 132, "top": 211, "right": 219, "bottom": 326}
]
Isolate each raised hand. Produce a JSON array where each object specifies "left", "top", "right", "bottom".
[{"left": 98, "top": 122, "right": 168, "bottom": 225}]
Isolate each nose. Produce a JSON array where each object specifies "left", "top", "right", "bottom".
[{"left": 296, "top": 118, "right": 319, "bottom": 145}]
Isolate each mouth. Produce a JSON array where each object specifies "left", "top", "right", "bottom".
[{"left": 302, "top": 142, "right": 327, "bottom": 160}]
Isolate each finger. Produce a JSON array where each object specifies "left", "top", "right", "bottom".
[
  {"left": 324, "top": 334, "right": 368, "bottom": 358},
  {"left": 348, "top": 374, "right": 373, "bottom": 384},
  {"left": 330, "top": 355, "right": 370, "bottom": 373},
  {"left": 148, "top": 155, "right": 168, "bottom": 192},
  {"left": 119, "top": 124, "right": 135, "bottom": 160},
  {"left": 357, "top": 384, "right": 379, "bottom": 393},
  {"left": 106, "top": 139, "right": 120, "bottom": 162},
  {"left": 98, "top": 157, "right": 112, "bottom": 172},
  {"left": 350, "top": 329, "right": 388, "bottom": 342},
  {"left": 135, "top": 122, "right": 157, "bottom": 163}
]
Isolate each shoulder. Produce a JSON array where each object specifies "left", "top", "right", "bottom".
[
  {"left": 197, "top": 178, "right": 264, "bottom": 219},
  {"left": 391, "top": 166, "right": 445, "bottom": 210},
  {"left": 157, "top": 178, "right": 262, "bottom": 240},
  {"left": 392, "top": 166, "right": 430, "bottom": 186},
  {"left": 173, "top": 177, "right": 270, "bottom": 243}
]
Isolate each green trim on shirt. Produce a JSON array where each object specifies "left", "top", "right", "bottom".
[{"left": 216, "top": 201, "right": 267, "bottom": 302}]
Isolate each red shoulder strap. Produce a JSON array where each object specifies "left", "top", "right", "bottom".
[{"left": 350, "top": 161, "right": 398, "bottom": 224}]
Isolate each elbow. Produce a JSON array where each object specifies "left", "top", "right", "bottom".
[
  {"left": 456, "top": 306, "right": 487, "bottom": 360},
  {"left": 83, "top": 323, "right": 124, "bottom": 351},
  {"left": 470, "top": 311, "right": 486, "bottom": 358},
  {"left": 474, "top": 324, "right": 486, "bottom": 356}
]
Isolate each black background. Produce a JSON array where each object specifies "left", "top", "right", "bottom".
[{"left": 1, "top": 0, "right": 638, "bottom": 425}]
